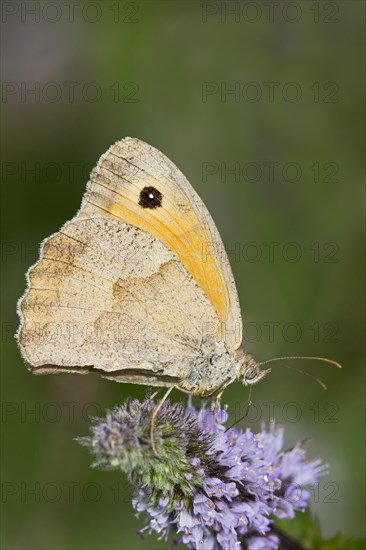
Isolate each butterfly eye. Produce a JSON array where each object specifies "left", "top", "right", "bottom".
[
  {"left": 245, "top": 367, "right": 257, "bottom": 381},
  {"left": 138, "top": 186, "right": 163, "bottom": 209}
]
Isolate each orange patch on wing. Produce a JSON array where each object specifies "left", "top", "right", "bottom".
[
  {"left": 107, "top": 199, "right": 227, "bottom": 323},
  {"left": 82, "top": 176, "right": 227, "bottom": 325}
]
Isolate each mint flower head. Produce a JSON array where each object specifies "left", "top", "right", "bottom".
[{"left": 78, "top": 397, "right": 326, "bottom": 550}]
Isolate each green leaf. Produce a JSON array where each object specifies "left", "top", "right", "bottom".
[
  {"left": 318, "top": 534, "right": 366, "bottom": 550},
  {"left": 274, "top": 510, "right": 366, "bottom": 550},
  {"left": 275, "top": 509, "right": 322, "bottom": 549}
]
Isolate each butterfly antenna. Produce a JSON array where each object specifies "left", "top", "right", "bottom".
[
  {"left": 271, "top": 363, "right": 328, "bottom": 390},
  {"left": 257, "top": 356, "right": 342, "bottom": 391},
  {"left": 258, "top": 356, "right": 342, "bottom": 369}
]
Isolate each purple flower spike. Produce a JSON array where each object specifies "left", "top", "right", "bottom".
[{"left": 79, "top": 398, "right": 325, "bottom": 549}]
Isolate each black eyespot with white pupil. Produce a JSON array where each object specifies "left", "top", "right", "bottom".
[{"left": 138, "top": 186, "right": 163, "bottom": 209}]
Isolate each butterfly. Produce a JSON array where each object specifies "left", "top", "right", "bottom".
[
  {"left": 17, "top": 137, "right": 340, "bottom": 424},
  {"left": 17, "top": 137, "right": 269, "bottom": 402}
]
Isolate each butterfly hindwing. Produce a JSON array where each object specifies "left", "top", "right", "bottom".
[{"left": 17, "top": 217, "right": 220, "bottom": 385}]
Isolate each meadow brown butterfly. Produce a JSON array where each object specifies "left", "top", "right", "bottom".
[{"left": 17, "top": 138, "right": 340, "bottom": 407}]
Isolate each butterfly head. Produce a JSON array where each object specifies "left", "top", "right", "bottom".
[{"left": 238, "top": 354, "right": 271, "bottom": 386}]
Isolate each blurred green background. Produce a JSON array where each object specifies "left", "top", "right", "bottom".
[{"left": 1, "top": 1, "right": 365, "bottom": 548}]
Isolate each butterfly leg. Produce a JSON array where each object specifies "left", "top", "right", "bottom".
[
  {"left": 213, "top": 389, "right": 224, "bottom": 413},
  {"left": 225, "top": 385, "right": 253, "bottom": 432},
  {"left": 149, "top": 389, "right": 160, "bottom": 400},
  {"left": 150, "top": 386, "right": 175, "bottom": 457}
]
